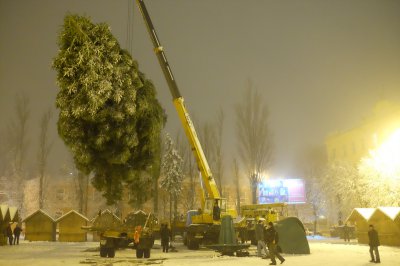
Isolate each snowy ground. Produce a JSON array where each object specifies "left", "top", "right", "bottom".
[{"left": 1, "top": 237, "right": 399, "bottom": 266}]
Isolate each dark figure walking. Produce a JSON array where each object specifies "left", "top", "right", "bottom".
[
  {"left": 13, "top": 225, "right": 22, "bottom": 245},
  {"left": 6, "top": 224, "right": 13, "bottom": 245},
  {"left": 212, "top": 200, "right": 220, "bottom": 221},
  {"left": 255, "top": 220, "right": 268, "bottom": 257},
  {"left": 265, "top": 222, "right": 285, "bottom": 265},
  {"left": 368, "top": 224, "right": 380, "bottom": 263},
  {"left": 160, "top": 223, "right": 171, "bottom": 253},
  {"left": 343, "top": 223, "right": 350, "bottom": 242}
]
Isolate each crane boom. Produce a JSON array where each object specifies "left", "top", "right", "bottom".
[{"left": 136, "top": 0, "right": 220, "bottom": 200}]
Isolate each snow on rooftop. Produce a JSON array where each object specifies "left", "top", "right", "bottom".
[
  {"left": 23, "top": 209, "right": 55, "bottom": 222},
  {"left": 55, "top": 210, "right": 89, "bottom": 223},
  {"left": 354, "top": 208, "right": 376, "bottom": 220},
  {"left": 377, "top": 207, "right": 400, "bottom": 221},
  {"left": 0, "top": 204, "right": 9, "bottom": 220},
  {"left": 8, "top": 207, "right": 18, "bottom": 221}
]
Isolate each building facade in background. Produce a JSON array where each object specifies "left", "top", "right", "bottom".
[{"left": 325, "top": 100, "right": 400, "bottom": 164}]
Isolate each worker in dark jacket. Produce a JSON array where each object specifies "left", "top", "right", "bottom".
[
  {"left": 368, "top": 224, "right": 380, "bottom": 263},
  {"left": 255, "top": 220, "right": 268, "bottom": 257},
  {"left": 160, "top": 223, "right": 171, "bottom": 253},
  {"left": 343, "top": 223, "right": 350, "bottom": 242},
  {"left": 212, "top": 200, "right": 220, "bottom": 221},
  {"left": 6, "top": 224, "right": 13, "bottom": 245},
  {"left": 13, "top": 224, "right": 22, "bottom": 245},
  {"left": 265, "top": 222, "right": 285, "bottom": 265}
]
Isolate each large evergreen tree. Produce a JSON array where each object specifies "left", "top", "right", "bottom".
[{"left": 53, "top": 14, "right": 165, "bottom": 204}]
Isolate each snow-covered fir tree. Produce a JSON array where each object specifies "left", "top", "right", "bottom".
[
  {"left": 52, "top": 14, "right": 165, "bottom": 204},
  {"left": 161, "top": 133, "right": 184, "bottom": 222}
]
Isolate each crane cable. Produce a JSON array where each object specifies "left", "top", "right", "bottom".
[{"left": 126, "top": 0, "right": 134, "bottom": 54}]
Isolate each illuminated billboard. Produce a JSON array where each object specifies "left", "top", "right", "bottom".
[{"left": 258, "top": 179, "right": 306, "bottom": 204}]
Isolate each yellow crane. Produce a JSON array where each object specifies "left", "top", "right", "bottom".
[{"left": 136, "top": 0, "right": 232, "bottom": 249}]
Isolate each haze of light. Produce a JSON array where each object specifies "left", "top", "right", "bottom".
[{"left": 362, "top": 128, "right": 400, "bottom": 179}]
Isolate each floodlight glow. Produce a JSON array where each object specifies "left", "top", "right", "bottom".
[{"left": 364, "top": 128, "right": 400, "bottom": 178}]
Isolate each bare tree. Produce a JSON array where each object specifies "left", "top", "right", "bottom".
[
  {"left": 37, "top": 108, "right": 53, "bottom": 209},
  {"left": 194, "top": 111, "right": 225, "bottom": 194},
  {"left": 235, "top": 80, "right": 273, "bottom": 203},
  {"left": 175, "top": 131, "right": 198, "bottom": 211},
  {"left": 4, "top": 93, "right": 30, "bottom": 212},
  {"left": 297, "top": 145, "right": 328, "bottom": 235},
  {"left": 61, "top": 155, "right": 89, "bottom": 215},
  {"left": 7, "top": 93, "right": 30, "bottom": 177},
  {"left": 232, "top": 158, "right": 241, "bottom": 214},
  {"left": 0, "top": 130, "right": 8, "bottom": 176}
]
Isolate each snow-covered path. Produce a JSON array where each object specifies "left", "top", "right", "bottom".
[{"left": 0, "top": 238, "right": 399, "bottom": 265}]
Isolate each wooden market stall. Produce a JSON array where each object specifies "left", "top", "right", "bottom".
[
  {"left": 0, "top": 205, "right": 11, "bottom": 245},
  {"left": 346, "top": 208, "right": 375, "bottom": 244},
  {"left": 368, "top": 207, "right": 400, "bottom": 246},
  {"left": 23, "top": 209, "right": 56, "bottom": 241},
  {"left": 56, "top": 210, "right": 88, "bottom": 242}
]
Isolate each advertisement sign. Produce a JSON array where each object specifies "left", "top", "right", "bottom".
[{"left": 258, "top": 179, "right": 306, "bottom": 204}]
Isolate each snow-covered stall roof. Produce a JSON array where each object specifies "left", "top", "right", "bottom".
[
  {"left": 101, "top": 209, "right": 121, "bottom": 220},
  {"left": 0, "top": 204, "right": 10, "bottom": 221},
  {"left": 355, "top": 208, "right": 376, "bottom": 220},
  {"left": 22, "top": 209, "right": 55, "bottom": 222},
  {"left": 346, "top": 208, "right": 376, "bottom": 222},
  {"left": 134, "top": 210, "right": 147, "bottom": 216},
  {"left": 8, "top": 207, "right": 19, "bottom": 222},
  {"left": 55, "top": 210, "right": 89, "bottom": 223},
  {"left": 375, "top": 207, "right": 400, "bottom": 221}
]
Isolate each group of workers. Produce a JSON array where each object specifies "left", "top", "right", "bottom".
[{"left": 4, "top": 223, "right": 22, "bottom": 245}]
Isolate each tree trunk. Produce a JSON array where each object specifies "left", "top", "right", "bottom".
[
  {"left": 39, "top": 174, "right": 44, "bottom": 209},
  {"left": 169, "top": 192, "right": 173, "bottom": 239},
  {"left": 77, "top": 172, "right": 88, "bottom": 215},
  {"left": 312, "top": 204, "right": 318, "bottom": 236},
  {"left": 153, "top": 178, "right": 158, "bottom": 214},
  {"left": 173, "top": 193, "right": 178, "bottom": 241},
  {"left": 84, "top": 174, "right": 89, "bottom": 216},
  {"left": 233, "top": 159, "right": 241, "bottom": 214},
  {"left": 251, "top": 177, "right": 258, "bottom": 204}
]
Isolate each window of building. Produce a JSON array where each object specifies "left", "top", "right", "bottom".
[{"left": 56, "top": 189, "right": 65, "bottom": 201}]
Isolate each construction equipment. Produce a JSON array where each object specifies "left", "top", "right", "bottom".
[
  {"left": 236, "top": 203, "right": 287, "bottom": 244},
  {"left": 83, "top": 210, "right": 157, "bottom": 258},
  {"left": 136, "top": 0, "right": 236, "bottom": 250},
  {"left": 235, "top": 203, "right": 310, "bottom": 254}
]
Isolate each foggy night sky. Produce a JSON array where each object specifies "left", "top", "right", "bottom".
[{"left": 1, "top": 0, "right": 400, "bottom": 180}]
